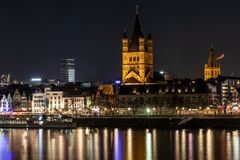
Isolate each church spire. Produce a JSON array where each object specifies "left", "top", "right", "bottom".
[
  {"left": 210, "top": 42, "right": 214, "bottom": 52},
  {"left": 136, "top": 5, "right": 139, "bottom": 14},
  {"left": 129, "top": 6, "right": 143, "bottom": 52},
  {"left": 122, "top": 29, "right": 127, "bottom": 39},
  {"left": 208, "top": 43, "right": 217, "bottom": 67}
]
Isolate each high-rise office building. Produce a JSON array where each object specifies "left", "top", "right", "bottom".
[{"left": 60, "top": 59, "right": 75, "bottom": 83}]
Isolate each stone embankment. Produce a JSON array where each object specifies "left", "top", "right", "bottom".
[{"left": 74, "top": 115, "right": 240, "bottom": 128}]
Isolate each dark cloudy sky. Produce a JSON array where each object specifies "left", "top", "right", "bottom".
[{"left": 0, "top": 0, "right": 240, "bottom": 82}]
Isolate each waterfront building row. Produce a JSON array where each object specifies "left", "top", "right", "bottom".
[
  {"left": 0, "top": 76, "right": 240, "bottom": 114},
  {"left": 0, "top": 83, "right": 96, "bottom": 114},
  {"left": 98, "top": 77, "right": 240, "bottom": 111},
  {"left": 32, "top": 90, "right": 92, "bottom": 113}
]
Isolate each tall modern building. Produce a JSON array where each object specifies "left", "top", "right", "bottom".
[
  {"left": 60, "top": 59, "right": 75, "bottom": 83},
  {"left": 204, "top": 45, "right": 221, "bottom": 81},
  {"left": 121, "top": 8, "right": 154, "bottom": 85}
]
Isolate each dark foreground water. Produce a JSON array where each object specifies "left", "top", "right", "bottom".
[{"left": 0, "top": 128, "right": 239, "bottom": 160}]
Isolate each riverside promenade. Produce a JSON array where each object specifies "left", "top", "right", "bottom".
[{"left": 74, "top": 115, "right": 240, "bottom": 129}]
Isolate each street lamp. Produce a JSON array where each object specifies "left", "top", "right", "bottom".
[
  {"left": 146, "top": 108, "right": 151, "bottom": 114},
  {"left": 207, "top": 107, "right": 210, "bottom": 115}
]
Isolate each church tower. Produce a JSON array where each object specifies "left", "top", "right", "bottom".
[
  {"left": 122, "top": 7, "right": 154, "bottom": 85},
  {"left": 204, "top": 45, "right": 221, "bottom": 81}
]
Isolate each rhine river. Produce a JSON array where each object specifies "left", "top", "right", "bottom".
[{"left": 0, "top": 128, "right": 239, "bottom": 160}]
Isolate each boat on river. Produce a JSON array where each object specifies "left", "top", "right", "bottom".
[{"left": 0, "top": 114, "right": 76, "bottom": 129}]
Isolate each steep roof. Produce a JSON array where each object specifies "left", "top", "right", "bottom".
[
  {"left": 122, "top": 31, "right": 128, "bottom": 39},
  {"left": 208, "top": 45, "right": 218, "bottom": 67},
  {"left": 147, "top": 33, "right": 152, "bottom": 40},
  {"left": 128, "top": 13, "right": 143, "bottom": 52}
]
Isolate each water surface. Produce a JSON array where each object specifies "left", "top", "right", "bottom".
[{"left": 0, "top": 128, "right": 239, "bottom": 160}]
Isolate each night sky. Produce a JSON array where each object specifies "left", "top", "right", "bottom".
[{"left": 0, "top": 0, "right": 240, "bottom": 82}]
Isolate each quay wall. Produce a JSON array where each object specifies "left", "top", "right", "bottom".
[{"left": 74, "top": 116, "right": 240, "bottom": 128}]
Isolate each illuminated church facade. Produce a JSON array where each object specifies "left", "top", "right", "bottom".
[
  {"left": 121, "top": 9, "right": 153, "bottom": 85},
  {"left": 204, "top": 45, "right": 221, "bottom": 81}
]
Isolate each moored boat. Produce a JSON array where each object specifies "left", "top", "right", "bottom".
[{"left": 0, "top": 115, "right": 76, "bottom": 129}]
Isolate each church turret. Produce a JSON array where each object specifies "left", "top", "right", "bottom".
[
  {"left": 147, "top": 33, "right": 153, "bottom": 52},
  {"left": 139, "top": 31, "right": 145, "bottom": 51},
  {"left": 122, "top": 31, "right": 128, "bottom": 52}
]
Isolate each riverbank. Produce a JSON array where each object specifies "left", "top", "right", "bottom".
[
  {"left": 0, "top": 122, "right": 76, "bottom": 129},
  {"left": 0, "top": 115, "right": 239, "bottom": 129},
  {"left": 74, "top": 115, "right": 240, "bottom": 128}
]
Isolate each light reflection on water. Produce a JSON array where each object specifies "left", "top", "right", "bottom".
[
  {"left": 233, "top": 130, "right": 239, "bottom": 160},
  {"left": 206, "top": 129, "right": 214, "bottom": 160},
  {"left": 127, "top": 129, "right": 133, "bottom": 160},
  {"left": 0, "top": 128, "right": 239, "bottom": 159},
  {"left": 198, "top": 129, "right": 204, "bottom": 160},
  {"left": 145, "top": 129, "right": 152, "bottom": 160}
]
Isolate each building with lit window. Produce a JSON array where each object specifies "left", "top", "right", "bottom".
[
  {"left": 60, "top": 59, "right": 75, "bottom": 83},
  {"left": 12, "top": 89, "right": 31, "bottom": 112},
  {"left": 46, "top": 91, "right": 64, "bottom": 113},
  {"left": 63, "top": 96, "right": 85, "bottom": 113},
  {"left": 118, "top": 79, "right": 209, "bottom": 109},
  {"left": 32, "top": 92, "right": 46, "bottom": 113},
  {"left": 0, "top": 94, "right": 12, "bottom": 112},
  {"left": 217, "top": 76, "right": 240, "bottom": 105}
]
